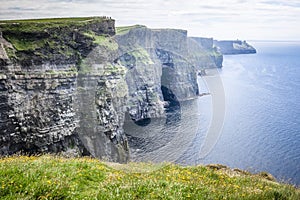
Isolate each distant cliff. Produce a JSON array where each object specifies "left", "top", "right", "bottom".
[
  {"left": 0, "top": 18, "right": 222, "bottom": 162},
  {"left": 189, "top": 37, "right": 223, "bottom": 68},
  {"left": 213, "top": 40, "right": 256, "bottom": 55}
]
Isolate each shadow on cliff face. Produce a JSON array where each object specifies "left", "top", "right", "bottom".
[
  {"left": 124, "top": 84, "right": 181, "bottom": 157},
  {"left": 161, "top": 86, "right": 180, "bottom": 109},
  {"left": 120, "top": 46, "right": 198, "bottom": 163}
]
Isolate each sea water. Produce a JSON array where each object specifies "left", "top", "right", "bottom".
[
  {"left": 187, "top": 41, "right": 300, "bottom": 185},
  {"left": 125, "top": 41, "right": 300, "bottom": 186}
]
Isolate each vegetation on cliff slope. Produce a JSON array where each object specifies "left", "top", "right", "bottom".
[
  {"left": 0, "top": 17, "right": 114, "bottom": 66},
  {"left": 0, "top": 155, "right": 299, "bottom": 199},
  {"left": 115, "top": 25, "right": 146, "bottom": 35},
  {"left": 83, "top": 31, "right": 118, "bottom": 51}
]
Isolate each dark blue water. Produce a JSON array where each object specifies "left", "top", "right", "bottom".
[
  {"left": 195, "top": 41, "right": 300, "bottom": 186},
  {"left": 125, "top": 41, "right": 300, "bottom": 186}
]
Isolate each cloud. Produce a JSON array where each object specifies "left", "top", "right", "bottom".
[
  {"left": 7, "top": 7, "right": 36, "bottom": 11},
  {"left": 261, "top": 0, "right": 300, "bottom": 7},
  {"left": 0, "top": 0, "right": 299, "bottom": 40}
]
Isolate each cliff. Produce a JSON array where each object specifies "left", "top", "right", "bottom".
[
  {"left": 115, "top": 26, "right": 223, "bottom": 118},
  {"left": 0, "top": 18, "right": 222, "bottom": 162},
  {"left": 213, "top": 40, "right": 256, "bottom": 55},
  {"left": 0, "top": 17, "right": 129, "bottom": 162},
  {"left": 189, "top": 37, "right": 223, "bottom": 68}
]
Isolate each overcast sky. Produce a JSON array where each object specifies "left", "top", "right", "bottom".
[{"left": 0, "top": 0, "right": 299, "bottom": 40}]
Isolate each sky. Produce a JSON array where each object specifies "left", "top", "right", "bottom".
[{"left": 0, "top": 0, "right": 299, "bottom": 41}]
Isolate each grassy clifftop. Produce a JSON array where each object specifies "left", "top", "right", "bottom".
[
  {"left": 0, "top": 17, "right": 115, "bottom": 66},
  {"left": 116, "top": 25, "right": 146, "bottom": 35},
  {"left": 0, "top": 155, "right": 299, "bottom": 199}
]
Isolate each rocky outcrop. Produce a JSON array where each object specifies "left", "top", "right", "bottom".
[
  {"left": 0, "top": 18, "right": 223, "bottom": 162},
  {"left": 213, "top": 40, "right": 256, "bottom": 55}
]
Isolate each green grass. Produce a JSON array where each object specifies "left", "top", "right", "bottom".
[
  {"left": 116, "top": 25, "right": 146, "bottom": 35},
  {"left": 0, "top": 155, "right": 299, "bottom": 199},
  {"left": 129, "top": 46, "right": 154, "bottom": 65},
  {"left": 0, "top": 17, "right": 104, "bottom": 51},
  {"left": 118, "top": 45, "right": 154, "bottom": 65},
  {"left": 3, "top": 35, "right": 46, "bottom": 51},
  {"left": 0, "top": 17, "right": 115, "bottom": 65},
  {"left": 0, "top": 17, "right": 106, "bottom": 33},
  {"left": 84, "top": 31, "right": 118, "bottom": 51}
]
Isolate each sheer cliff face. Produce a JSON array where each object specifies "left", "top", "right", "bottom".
[
  {"left": 0, "top": 19, "right": 222, "bottom": 162},
  {"left": 115, "top": 27, "right": 218, "bottom": 121},
  {"left": 0, "top": 70, "right": 79, "bottom": 154},
  {"left": 0, "top": 18, "right": 129, "bottom": 162}
]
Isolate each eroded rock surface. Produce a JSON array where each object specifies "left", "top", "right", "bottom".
[{"left": 0, "top": 18, "right": 223, "bottom": 162}]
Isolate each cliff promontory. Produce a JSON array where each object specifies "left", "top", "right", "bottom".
[
  {"left": 0, "top": 17, "right": 222, "bottom": 162},
  {"left": 213, "top": 40, "right": 256, "bottom": 54}
]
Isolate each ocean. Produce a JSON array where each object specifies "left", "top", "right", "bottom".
[{"left": 125, "top": 41, "right": 300, "bottom": 186}]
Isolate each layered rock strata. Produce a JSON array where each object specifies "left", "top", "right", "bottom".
[{"left": 0, "top": 18, "right": 223, "bottom": 162}]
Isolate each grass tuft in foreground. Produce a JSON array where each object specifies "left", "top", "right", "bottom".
[{"left": 0, "top": 155, "right": 299, "bottom": 199}]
